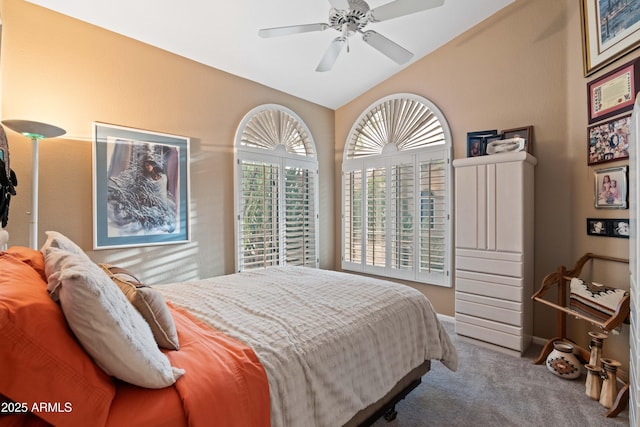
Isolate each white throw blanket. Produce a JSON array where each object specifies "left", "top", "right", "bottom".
[{"left": 159, "top": 266, "right": 457, "bottom": 427}]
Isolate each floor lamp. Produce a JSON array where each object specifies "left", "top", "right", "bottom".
[{"left": 1, "top": 120, "right": 66, "bottom": 249}]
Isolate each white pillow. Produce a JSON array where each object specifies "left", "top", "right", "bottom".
[
  {"left": 41, "top": 230, "right": 85, "bottom": 255},
  {"left": 45, "top": 248, "right": 184, "bottom": 389},
  {"left": 41, "top": 231, "right": 86, "bottom": 278}
]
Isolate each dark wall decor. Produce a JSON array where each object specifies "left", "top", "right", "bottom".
[{"left": 586, "top": 218, "right": 629, "bottom": 238}]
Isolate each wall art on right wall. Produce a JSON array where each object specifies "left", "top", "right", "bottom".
[
  {"left": 587, "top": 114, "right": 630, "bottom": 165},
  {"left": 581, "top": 0, "right": 640, "bottom": 76},
  {"left": 586, "top": 218, "right": 629, "bottom": 238},
  {"left": 594, "top": 166, "right": 628, "bottom": 209}
]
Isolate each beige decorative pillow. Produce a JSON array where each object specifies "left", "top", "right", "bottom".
[
  {"left": 45, "top": 248, "right": 184, "bottom": 389},
  {"left": 99, "top": 264, "right": 180, "bottom": 350},
  {"left": 41, "top": 231, "right": 86, "bottom": 278},
  {"left": 41, "top": 230, "right": 85, "bottom": 254}
]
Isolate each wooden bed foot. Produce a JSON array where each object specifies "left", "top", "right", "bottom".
[{"left": 383, "top": 406, "right": 397, "bottom": 422}]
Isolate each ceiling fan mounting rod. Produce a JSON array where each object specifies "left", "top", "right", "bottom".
[{"left": 342, "top": 24, "right": 351, "bottom": 52}]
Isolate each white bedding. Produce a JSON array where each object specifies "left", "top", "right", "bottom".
[{"left": 158, "top": 266, "right": 457, "bottom": 427}]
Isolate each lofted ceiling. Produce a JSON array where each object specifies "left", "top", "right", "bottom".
[{"left": 26, "top": 0, "right": 514, "bottom": 109}]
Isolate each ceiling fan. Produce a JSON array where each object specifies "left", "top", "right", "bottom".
[{"left": 258, "top": 0, "right": 445, "bottom": 72}]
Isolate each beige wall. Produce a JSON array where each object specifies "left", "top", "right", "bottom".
[
  {"left": 1, "top": 0, "right": 635, "bottom": 367},
  {"left": 0, "top": 0, "right": 335, "bottom": 283},
  {"left": 335, "top": 0, "right": 634, "bottom": 367}
]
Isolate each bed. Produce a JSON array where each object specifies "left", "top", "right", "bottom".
[{"left": 0, "top": 232, "right": 457, "bottom": 427}]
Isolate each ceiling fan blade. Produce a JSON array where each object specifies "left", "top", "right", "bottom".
[
  {"left": 369, "top": 0, "right": 444, "bottom": 22},
  {"left": 258, "top": 23, "right": 329, "bottom": 38},
  {"left": 362, "top": 30, "right": 413, "bottom": 64},
  {"left": 328, "top": 0, "right": 351, "bottom": 9},
  {"left": 316, "top": 37, "right": 347, "bottom": 72}
]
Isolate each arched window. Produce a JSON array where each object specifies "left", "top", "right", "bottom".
[
  {"left": 342, "top": 94, "right": 452, "bottom": 286},
  {"left": 234, "top": 105, "right": 319, "bottom": 271}
]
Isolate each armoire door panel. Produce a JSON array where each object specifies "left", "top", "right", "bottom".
[
  {"left": 455, "top": 165, "right": 486, "bottom": 249},
  {"left": 495, "top": 161, "right": 524, "bottom": 252},
  {"left": 486, "top": 163, "right": 496, "bottom": 251}
]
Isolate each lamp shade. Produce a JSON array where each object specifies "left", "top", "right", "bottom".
[
  {"left": 1, "top": 119, "right": 66, "bottom": 140},
  {"left": 1, "top": 119, "right": 66, "bottom": 249}
]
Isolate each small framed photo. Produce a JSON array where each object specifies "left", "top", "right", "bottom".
[
  {"left": 587, "top": 58, "right": 640, "bottom": 124},
  {"left": 501, "top": 126, "right": 533, "bottom": 154},
  {"left": 588, "top": 114, "right": 631, "bottom": 165},
  {"left": 594, "top": 166, "right": 628, "bottom": 209},
  {"left": 93, "top": 122, "right": 191, "bottom": 249},
  {"left": 611, "top": 219, "right": 630, "bottom": 238},
  {"left": 586, "top": 218, "right": 609, "bottom": 236},
  {"left": 586, "top": 218, "right": 629, "bottom": 238},
  {"left": 466, "top": 130, "right": 498, "bottom": 157}
]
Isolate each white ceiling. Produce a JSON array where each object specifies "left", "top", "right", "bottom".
[{"left": 26, "top": 0, "right": 514, "bottom": 109}]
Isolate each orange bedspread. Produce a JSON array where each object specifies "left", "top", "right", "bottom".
[
  {"left": 161, "top": 303, "right": 271, "bottom": 427},
  {"left": 3, "top": 303, "right": 270, "bottom": 427}
]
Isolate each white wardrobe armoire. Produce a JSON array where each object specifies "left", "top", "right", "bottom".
[{"left": 453, "top": 151, "right": 536, "bottom": 354}]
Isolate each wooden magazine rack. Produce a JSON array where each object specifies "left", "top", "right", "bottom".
[{"left": 531, "top": 253, "right": 630, "bottom": 417}]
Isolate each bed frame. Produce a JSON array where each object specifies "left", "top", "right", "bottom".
[{"left": 346, "top": 361, "right": 431, "bottom": 426}]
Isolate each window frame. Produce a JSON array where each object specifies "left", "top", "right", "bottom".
[
  {"left": 234, "top": 104, "right": 319, "bottom": 272},
  {"left": 341, "top": 94, "right": 453, "bottom": 287}
]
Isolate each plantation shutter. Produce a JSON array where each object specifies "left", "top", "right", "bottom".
[
  {"left": 235, "top": 104, "right": 319, "bottom": 272},
  {"left": 284, "top": 165, "right": 317, "bottom": 266},
  {"left": 343, "top": 170, "right": 363, "bottom": 265},
  {"left": 342, "top": 94, "right": 452, "bottom": 286},
  {"left": 390, "top": 160, "right": 414, "bottom": 272},
  {"left": 238, "top": 160, "right": 280, "bottom": 270},
  {"left": 366, "top": 166, "right": 386, "bottom": 268},
  {"left": 418, "top": 154, "right": 447, "bottom": 281}
]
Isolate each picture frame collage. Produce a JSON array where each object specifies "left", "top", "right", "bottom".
[
  {"left": 586, "top": 56, "right": 638, "bottom": 169},
  {"left": 580, "top": 0, "right": 639, "bottom": 233},
  {"left": 466, "top": 126, "right": 533, "bottom": 158}
]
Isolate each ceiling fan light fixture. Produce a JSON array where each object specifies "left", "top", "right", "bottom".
[
  {"left": 328, "top": 0, "right": 369, "bottom": 32},
  {"left": 258, "top": 0, "right": 446, "bottom": 71}
]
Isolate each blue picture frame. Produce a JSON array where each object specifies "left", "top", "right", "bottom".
[{"left": 92, "top": 122, "right": 190, "bottom": 249}]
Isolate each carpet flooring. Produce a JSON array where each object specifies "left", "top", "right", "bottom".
[{"left": 371, "top": 317, "right": 630, "bottom": 427}]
